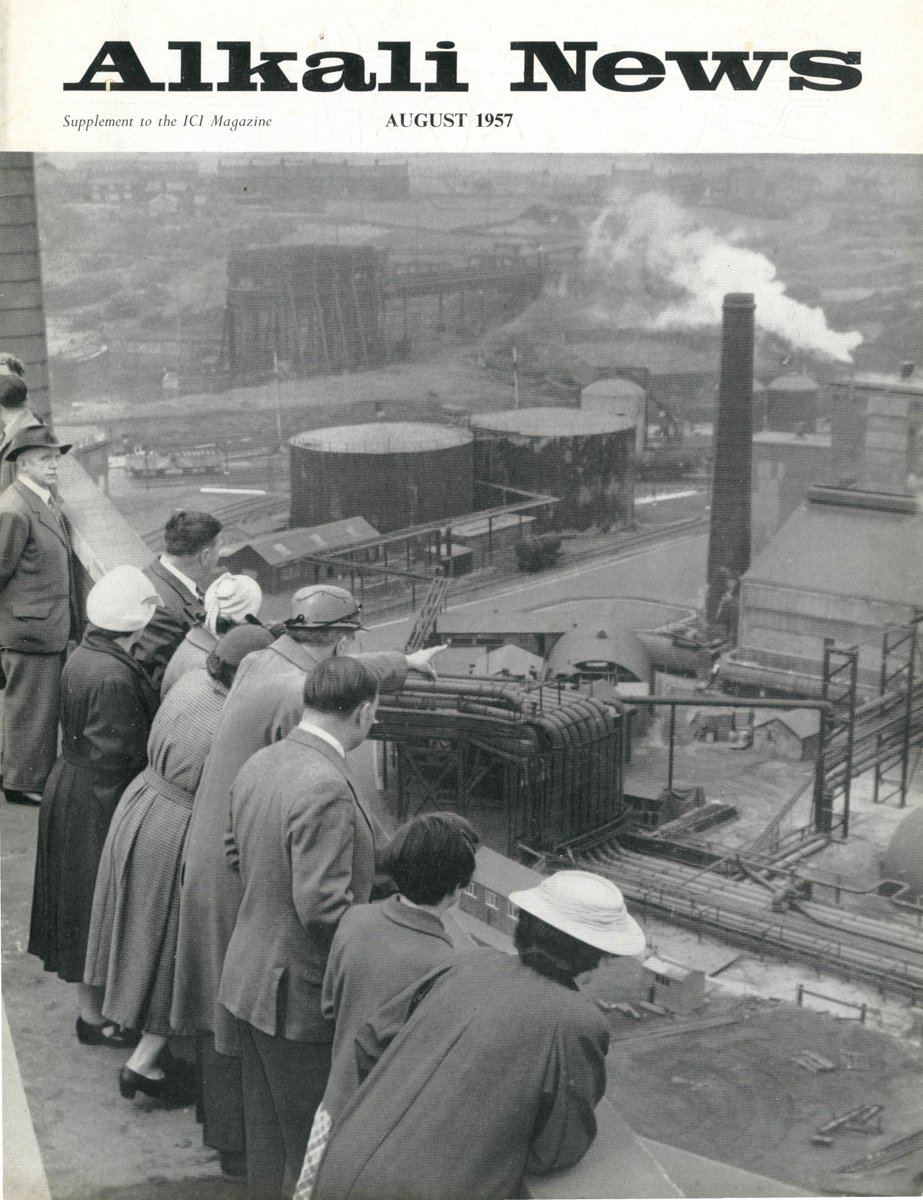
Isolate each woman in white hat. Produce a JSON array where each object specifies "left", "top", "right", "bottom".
[
  {"left": 160, "top": 571, "right": 264, "bottom": 696},
  {"left": 28, "top": 566, "right": 161, "bottom": 1047},
  {"left": 303, "top": 870, "right": 645, "bottom": 1200}
]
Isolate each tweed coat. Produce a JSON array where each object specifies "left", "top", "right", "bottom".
[
  {"left": 160, "top": 623, "right": 217, "bottom": 695},
  {"left": 170, "top": 638, "right": 406, "bottom": 1046},
  {"left": 84, "top": 668, "right": 229, "bottom": 1035},
  {"left": 28, "top": 628, "right": 159, "bottom": 982},
  {"left": 311, "top": 952, "right": 610, "bottom": 1200},
  {"left": 320, "top": 896, "right": 474, "bottom": 1121},
  {"left": 217, "top": 728, "right": 382, "bottom": 1049},
  {"left": 135, "top": 558, "right": 203, "bottom": 691},
  {"left": 0, "top": 477, "right": 75, "bottom": 653}
]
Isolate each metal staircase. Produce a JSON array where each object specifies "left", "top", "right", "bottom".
[{"left": 404, "top": 574, "right": 450, "bottom": 653}]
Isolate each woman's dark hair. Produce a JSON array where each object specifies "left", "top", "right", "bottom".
[
  {"left": 382, "top": 813, "right": 478, "bottom": 905},
  {"left": 514, "top": 909, "right": 605, "bottom": 983},
  {"left": 214, "top": 614, "right": 236, "bottom": 636},
  {"left": 205, "top": 650, "right": 236, "bottom": 689}
]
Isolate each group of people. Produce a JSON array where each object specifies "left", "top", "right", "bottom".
[{"left": 1, "top": 363, "right": 649, "bottom": 1200}]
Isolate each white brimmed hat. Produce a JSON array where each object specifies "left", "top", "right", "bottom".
[
  {"left": 86, "top": 565, "right": 161, "bottom": 633},
  {"left": 509, "top": 870, "right": 646, "bottom": 957}
]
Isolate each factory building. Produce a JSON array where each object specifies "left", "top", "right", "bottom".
[
  {"left": 722, "top": 487, "right": 921, "bottom": 695},
  {"left": 224, "top": 517, "right": 380, "bottom": 592},
  {"left": 435, "top": 598, "right": 697, "bottom": 687},
  {"left": 470, "top": 407, "right": 635, "bottom": 532},
  {"left": 289, "top": 422, "right": 473, "bottom": 533},
  {"left": 829, "top": 365, "right": 923, "bottom": 494},
  {"left": 751, "top": 429, "right": 831, "bottom": 554}
]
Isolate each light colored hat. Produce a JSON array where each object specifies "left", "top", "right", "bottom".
[
  {"left": 86, "top": 565, "right": 161, "bottom": 633},
  {"left": 203, "top": 572, "right": 263, "bottom": 635},
  {"left": 509, "top": 870, "right": 646, "bottom": 957},
  {"left": 287, "top": 584, "right": 364, "bottom": 631}
]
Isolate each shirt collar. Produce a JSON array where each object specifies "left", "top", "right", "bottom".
[
  {"left": 296, "top": 718, "right": 346, "bottom": 758},
  {"left": 158, "top": 555, "right": 201, "bottom": 599},
  {"left": 18, "top": 474, "right": 52, "bottom": 505}
]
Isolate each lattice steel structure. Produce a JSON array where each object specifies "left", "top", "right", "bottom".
[
  {"left": 222, "top": 245, "right": 387, "bottom": 379},
  {"left": 372, "top": 679, "right": 624, "bottom": 855}
]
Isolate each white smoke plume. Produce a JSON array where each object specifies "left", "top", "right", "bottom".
[{"left": 587, "top": 194, "right": 862, "bottom": 363}]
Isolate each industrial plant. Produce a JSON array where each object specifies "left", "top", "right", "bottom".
[{"left": 4, "top": 151, "right": 923, "bottom": 1197}]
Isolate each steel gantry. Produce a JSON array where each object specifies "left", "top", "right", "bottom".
[{"left": 372, "top": 678, "right": 624, "bottom": 854}]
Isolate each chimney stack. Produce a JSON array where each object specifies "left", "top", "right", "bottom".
[{"left": 706, "top": 292, "right": 755, "bottom": 628}]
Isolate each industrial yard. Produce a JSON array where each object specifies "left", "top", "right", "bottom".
[{"left": 3, "top": 151, "right": 923, "bottom": 1197}]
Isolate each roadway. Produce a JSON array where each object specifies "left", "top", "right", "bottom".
[{"left": 357, "top": 529, "right": 708, "bottom": 654}]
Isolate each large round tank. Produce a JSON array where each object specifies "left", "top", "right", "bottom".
[
  {"left": 470, "top": 407, "right": 635, "bottom": 532},
  {"left": 289, "top": 422, "right": 473, "bottom": 532},
  {"left": 766, "top": 373, "right": 819, "bottom": 433},
  {"left": 580, "top": 377, "right": 646, "bottom": 456}
]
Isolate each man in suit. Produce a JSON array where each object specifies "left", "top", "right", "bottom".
[
  {"left": 171, "top": 584, "right": 443, "bottom": 1183},
  {"left": 0, "top": 373, "right": 44, "bottom": 493},
  {"left": 136, "top": 509, "right": 223, "bottom": 690},
  {"left": 218, "top": 656, "right": 384, "bottom": 1200},
  {"left": 0, "top": 426, "right": 76, "bottom": 805}
]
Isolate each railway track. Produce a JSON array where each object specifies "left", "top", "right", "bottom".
[{"left": 578, "top": 841, "right": 923, "bottom": 1001}]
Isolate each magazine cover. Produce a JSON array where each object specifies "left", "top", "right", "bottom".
[{"left": 2, "top": 2, "right": 923, "bottom": 1198}]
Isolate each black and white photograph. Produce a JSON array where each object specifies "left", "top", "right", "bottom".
[
  {"left": 2, "top": 146, "right": 923, "bottom": 1200},
  {"left": 2, "top": 2, "right": 923, "bottom": 1199}
]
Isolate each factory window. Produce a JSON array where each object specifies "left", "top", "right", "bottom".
[
  {"left": 507, "top": 900, "right": 519, "bottom": 919},
  {"left": 485, "top": 892, "right": 499, "bottom": 911},
  {"left": 463, "top": 882, "right": 477, "bottom": 899}
]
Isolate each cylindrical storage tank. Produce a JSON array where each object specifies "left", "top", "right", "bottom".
[
  {"left": 580, "top": 377, "right": 646, "bottom": 456},
  {"left": 289, "top": 422, "right": 473, "bottom": 532},
  {"left": 470, "top": 407, "right": 635, "bottom": 533},
  {"left": 766, "top": 373, "right": 819, "bottom": 432}
]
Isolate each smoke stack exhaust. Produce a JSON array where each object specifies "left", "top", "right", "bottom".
[{"left": 706, "top": 292, "right": 755, "bottom": 628}]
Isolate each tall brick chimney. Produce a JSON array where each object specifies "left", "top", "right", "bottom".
[
  {"left": 0, "top": 153, "right": 51, "bottom": 421},
  {"left": 706, "top": 292, "right": 755, "bottom": 628}
]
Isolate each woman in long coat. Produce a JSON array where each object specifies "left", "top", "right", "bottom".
[
  {"left": 28, "top": 566, "right": 161, "bottom": 1046},
  {"left": 160, "top": 571, "right": 263, "bottom": 695},
  {"left": 304, "top": 871, "right": 647, "bottom": 1200},
  {"left": 84, "top": 623, "right": 274, "bottom": 1103}
]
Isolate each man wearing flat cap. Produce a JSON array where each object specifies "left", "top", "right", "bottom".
[
  {"left": 0, "top": 426, "right": 78, "bottom": 805},
  {"left": 0, "top": 372, "right": 44, "bottom": 493}
]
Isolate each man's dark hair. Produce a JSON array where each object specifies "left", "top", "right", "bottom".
[
  {"left": 164, "top": 510, "right": 223, "bottom": 557},
  {"left": 0, "top": 376, "right": 28, "bottom": 409},
  {"left": 514, "top": 909, "right": 605, "bottom": 983},
  {"left": 382, "top": 813, "right": 479, "bottom": 905},
  {"left": 302, "top": 656, "right": 378, "bottom": 717}
]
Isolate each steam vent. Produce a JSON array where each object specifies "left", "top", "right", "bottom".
[
  {"left": 470, "top": 407, "right": 636, "bottom": 532},
  {"left": 289, "top": 422, "right": 473, "bottom": 533}
]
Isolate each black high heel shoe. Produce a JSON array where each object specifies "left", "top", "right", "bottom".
[
  {"left": 119, "top": 1062, "right": 197, "bottom": 1105},
  {"left": 76, "top": 1017, "right": 140, "bottom": 1048}
]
